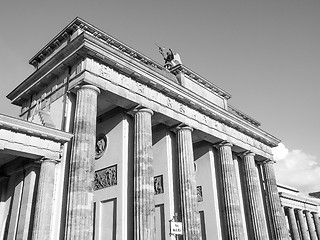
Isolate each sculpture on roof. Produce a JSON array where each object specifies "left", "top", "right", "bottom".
[{"left": 157, "top": 45, "right": 182, "bottom": 69}]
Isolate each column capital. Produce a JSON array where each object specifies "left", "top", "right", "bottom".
[
  {"left": 239, "top": 150, "right": 255, "bottom": 158},
  {"left": 260, "top": 158, "right": 275, "bottom": 164},
  {"left": 40, "top": 157, "right": 60, "bottom": 164},
  {"left": 75, "top": 84, "right": 100, "bottom": 94},
  {"left": 133, "top": 107, "right": 153, "bottom": 115},
  {"left": 128, "top": 105, "right": 153, "bottom": 116},
  {"left": 284, "top": 206, "right": 293, "bottom": 210},
  {"left": 173, "top": 123, "right": 193, "bottom": 132},
  {"left": 215, "top": 140, "right": 233, "bottom": 148}
]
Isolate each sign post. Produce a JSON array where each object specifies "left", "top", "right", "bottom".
[{"left": 169, "top": 213, "right": 183, "bottom": 239}]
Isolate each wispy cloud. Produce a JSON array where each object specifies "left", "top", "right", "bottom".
[{"left": 272, "top": 143, "right": 320, "bottom": 194}]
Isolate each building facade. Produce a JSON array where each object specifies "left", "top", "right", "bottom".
[
  {"left": 278, "top": 185, "right": 320, "bottom": 240},
  {"left": 0, "top": 17, "right": 316, "bottom": 240}
]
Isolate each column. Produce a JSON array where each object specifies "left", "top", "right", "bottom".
[
  {"left": 286, "top": 207, "right": 300, "bottom": 240},
  {"left": 216, "top": 142, "right": 244, "bottom": 240},
  {"left": 0, "top": 175, "right": 9, "bottom": 240},
  {"left": 305, "top": 211, "right": 317, "bottom": 240},
  {"left": 32, "top": 158, "right": 59, "bottom": 240},
  {"left": 17, "top": 163, "right": 39, "bottom": 240},
  {"left": 312, "top": 212, "right": 320, "bottom": 239},
  {"left": 66, "top": 85, "right": 100, "bottom": 240},
  {"left": 133, "top": 108, "right": 155, "bottom": 240},
  {"left": 262, "top": 161, "right": 290, "bottom": 240},
  {"left": 297, "top": 209, "right": 311, "bottom": 240},
  {"left": 176, "top": 125, "right": 201, "bottom": 240},
  {"left": 239, "top": 152, "right": 269, "bottom": 239}
]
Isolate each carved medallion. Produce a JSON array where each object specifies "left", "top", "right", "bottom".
[{"left": 95, "top": 134, "right": 107, "bottom": 159}]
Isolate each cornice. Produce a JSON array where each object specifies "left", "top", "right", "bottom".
[
  {"left": 228, "top": 105, "right": 261, "bottom": 127},
  {"left": 0, "top": 114, "right": 73, "bottom": 143}
]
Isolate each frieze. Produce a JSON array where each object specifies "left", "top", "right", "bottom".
[
  {"left": 154, "top": 175, "right": 164, "bottom": 195},
  {"left": 91, "top": 60, "right": 273, "bottom": 155},
  {"left": 94, "top": 165, "right": 117, "bottom": 190}
]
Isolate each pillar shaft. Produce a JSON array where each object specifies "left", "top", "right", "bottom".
[
  {"left": 217, "top": 142, "right": 244, "bottom": 240},
  {"left": 32, "top": 158, "right": 58, "bottom": 240},
  {"left": 305, "top": 211, "right": 317, "bottom": 240},
  {"left": 240, "top": 152, "right": 269, "bottom": 239},
  {"left": 66, "top": 85, "right": 100, "bottom": 240},
  {"left": 176, "top": 125, "right": 201, "bottom": 240},
  {"left": 262, "top": 162, "right": 290, "bottom": 240},
  {"left": 297, "top": 209, "right": 311, "bottom": 240},
  {"left": 286, "top": 207, "right": 300, "bottom": 240},
  {"left": 312, "top": 212, "right": 320, "bottom": 239},
  {"left": 133, "top": 108, "right": 155, "bottom": 240}
]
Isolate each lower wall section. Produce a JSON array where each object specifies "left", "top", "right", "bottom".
[
  {"left": 155, "top": 204, "right": 165, "bottom": 240},
  {"left": 199, "top": 211, "right": 207, "bottom": 240},
  {"left": 94, "top": 198, "right": 117, "bottom": 240}
]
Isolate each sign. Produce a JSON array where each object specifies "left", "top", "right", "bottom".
[{"left": 170, "top": 221, "right": 183, "bottom": 235}]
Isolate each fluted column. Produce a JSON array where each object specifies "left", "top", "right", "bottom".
[
  {"left": 32, "top": 158, "right": 59, "bottom": 240},
  {"left": 262, "top": 161, "right": 290, "bottom": 240},
  {"left": 305, "top": 211, "right": 317, "bottom": 240},
  {"left": 312, "top": 212, "right": 320, "bottom": 239},
  {"left": 133, "top": 107, "right": 155, "bottom": 240},
  {"left": 176, "top": 125, "right": 201, "bottom": 240},
  {"left": 286, "top": 207, "right": 300, "bottom": 240},
  {"left": 216, "top": 142, "right": 244, "bottom": 240},
  {"left": 297, "top": 209, "right": 311, "bottom": 240},
  {"left": 240, "top": 152, "right": 269, "bottom": 239},
  {"left": 66, "top": 85, "right": 100, "bottom": 240}
]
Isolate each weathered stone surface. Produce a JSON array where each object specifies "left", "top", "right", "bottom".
[
  {"left": 297, "top": 210, "right": 311, "bottom": 240},
  {"left": 133, "top": 107, "right": 156, "bottom": 240},
  {"left": 312, "top": 212, "right": 320, "bottom": 239},
  {"left": 239, "top": 152, "right": 269, "bottom": 239},
  {"left": 176, "top": 125, "right": 201, "bottom": 240},
  {"left": 216, "top": 142, "right": 244, "bottom": 240},
  {"left": 286, "top": 207, "right": 300, "bottom": 240},
  {"left": 262, "top": 162, "right": 290, "bottom": 240},
  {"left": 66, "top": 85, "right": 100, "bottom": 240},
  {"left": 305, "top": 211, "right": 317, "bottom": 240},
  {"left": 32, "top": 158, "right": 58, "bottom": 240}
]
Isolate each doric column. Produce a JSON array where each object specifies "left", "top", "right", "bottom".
[
  {"left": 66, "top": 85, "right": 100, "bottom": 240},
  {"left": 262, "top": 161, "right": 290, "bottom": 240},
  {"left": 305, "top": 211, "right": 317, "bottom": 240},
  {"left": 133, "top": 107, "right": 155, "bottom": 240},
  {"left": 239, "top": 152, "right": 269, "bottom": 239},
  {"left": 312, "top": 212, "right": 320, "bottom": 239},
  {"left": 176, "top": 125, "right": 201, "bottom": 240},
  {"left": 297, "top": 209, "right": 311, "bottom": 240},
  {"left": 32, "top": 158, "right": 59, "bottom": 240},
  {"left": 216, "top": 142, "right": 244, "bottom": 240},
  {"left": 285, "top": 207, "right": 300, "bottom": 240}
]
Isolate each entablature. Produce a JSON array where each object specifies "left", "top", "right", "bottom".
[
  {"left": 280, "top": 192, "right": 320, "bottom": 212},
  {"left": 0, "top": 114, "right": 72, "bottom": 143},
  {"left": 7, "top": 17, "right": 280, "bottom": 155}
]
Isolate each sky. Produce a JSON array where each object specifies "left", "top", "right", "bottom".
[{"left": 0, "top": 0, "right": 319, "bottom": 194}]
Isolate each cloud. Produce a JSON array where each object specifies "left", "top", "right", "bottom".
[{"left": 272, "top": 144, "right": 320, "bottom": 193}]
